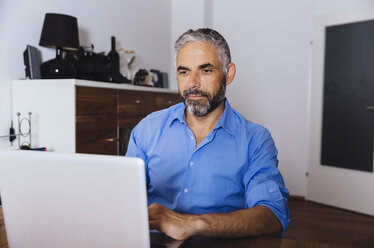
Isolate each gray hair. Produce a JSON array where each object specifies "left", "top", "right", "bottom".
[{"left": 174, "top": 28, "right": 231, "bottom": 74}]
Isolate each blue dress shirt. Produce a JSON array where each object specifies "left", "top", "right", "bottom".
[{"left": 126, "top": 99, "right": 290, "bottom": 235}]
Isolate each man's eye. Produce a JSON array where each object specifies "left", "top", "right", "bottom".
[
  {"left": 178, "top": 71, "right": 187, "bottom": 75},
  {"left": 203, "top": 69, "right": 212, "bottom": 74}
]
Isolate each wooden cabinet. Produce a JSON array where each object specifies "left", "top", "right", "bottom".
[
  {"left": 12, "top": 79, "right": 179, "bottom": 155},
  {"left": 155, "top": 92, "right": 181, "bottom": 111},
  {"left": 76, "top": 114, "right": 118, "bottom": 155},
  {"left": 75, "top": 86, "right": 119, "bottom": 155},
  {"left": 118, "top": 90, "right": 156, "bottom": 116},
  {"left": 76, "top": 86, "right": 117, "bottom": 115},
  {"left": 74, "top": 86, "right": 179, "bottom": 155}
]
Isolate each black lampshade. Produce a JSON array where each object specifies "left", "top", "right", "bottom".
[{"left": 39, "top": 13, "right": 79, "bottom": 50}]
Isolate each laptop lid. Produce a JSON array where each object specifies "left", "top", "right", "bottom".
[{"left": 0, "top": 150, "right": 150, "bottom": 248}]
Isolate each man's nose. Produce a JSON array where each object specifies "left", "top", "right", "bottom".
[{"left": 188, "top": 71, "right": 201, "bottom": 89}]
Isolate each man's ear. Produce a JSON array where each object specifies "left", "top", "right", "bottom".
[{"left": 225, "top": 62, "right": 236, "bottom": 86}]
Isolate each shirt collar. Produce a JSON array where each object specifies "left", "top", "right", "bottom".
[
  {"left": 168, "top": 99, "right": 237, "bottom": 136},
  {"left": 215, "top": 99, "right": 237, "bottom": 136},
  {"left": 168, "top": 102, "right": 187, "bottom": 127}
]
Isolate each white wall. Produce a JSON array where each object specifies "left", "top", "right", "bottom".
[
  {"left": 169, "top": 0, "right": 206, "bottom": 90},
  {"left": 210, "top": 0, "right": 374, "bottom": 196},
  {"left": 0, "top": 0, "right": 172, "bottom": 147}
]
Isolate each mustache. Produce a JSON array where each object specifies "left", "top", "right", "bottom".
[{"left": 183, "top": 88, "right": 210, "bottom": 98}]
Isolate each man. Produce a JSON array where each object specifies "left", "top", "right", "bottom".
[{"left": 126, "top": 28, "right": 290, "bottom": 240}]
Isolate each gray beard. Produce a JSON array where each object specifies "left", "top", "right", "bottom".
[{"left": 181, "top": 79, "right": 226, "bottom": 117}]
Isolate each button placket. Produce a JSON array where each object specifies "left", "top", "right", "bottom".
[{"left": 178, "top": 127, "right": 198, "bottom": 206}]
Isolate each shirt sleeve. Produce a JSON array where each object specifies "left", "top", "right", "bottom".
[
  {"left": 125, "top": 125, "right": 150, "bottom": 184},
  {"left": 243, "top": 129, "right": 290, "bottom": 236}
]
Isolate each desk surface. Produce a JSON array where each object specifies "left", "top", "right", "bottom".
[
  {"left": 0, "top": 207, "right": 332, "bottom": 248},
  {"left": 0, "top": 206, "right": 295, "bottom": 248},
  {"left": 152, "top": 233, "right": 298, "bottom": 248}
]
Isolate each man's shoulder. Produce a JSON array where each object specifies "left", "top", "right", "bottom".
[
  {"left": 229, "top": 106, "right": 269, "bottom": 136},
  {"left": 229, "top": 105, "right": 277, "bottom": 158}
]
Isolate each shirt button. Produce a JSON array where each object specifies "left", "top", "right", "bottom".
[
  {"left": 184, "top": 188, "right": 189, "bottom": 193},
  {"left": 190, "top": 136, "right": 194, "bottom": 140},
  {"left": 189, "top": 161, "right": 194, "bottom": 167}
]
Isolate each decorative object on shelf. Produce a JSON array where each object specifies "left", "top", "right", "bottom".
[
  {"left": 150, "top": 69, "right": 167, "bottom": 88},
  {"left": 133, "top": 69, "right": 150, "bottom": 86},
  {"left": 23, "top": 45, "right": 41, "bottom": 79},
  {"left": 161, "top": 72, "right": 169, "bottom": 88},
  {"left": 107, "top": 36, "right": 120, "bottom": 77},
  {"left": 39, "top": 13, "right": 79, "bottom": 79},
  {"left": 16, "top": 112, "right": 32, "bottom": 148},
  {"left": 133, "top": 69, "right": 169, "bottom": 88},
  {"left": 64, "top": 38, "right": 131, "bottom": 84},
  {"left": 65, "top": 44, "right": 96, "bottom": 80},
  {"left": 150, "top": 69, "right": 162, "bottom": 88},
  {"left": 119, "top": 49, "right": 141, "bottom": 83},
  {"left": 126, "top": 53, "right": 136, "bottom": 79},
  {"left": 0, "top": 113, "right": 32, "bottom": 148},
  {"left": 104, "top": 36, "right": 131, "bottom": 84}
]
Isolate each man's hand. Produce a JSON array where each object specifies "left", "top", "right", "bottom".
[
  {"left": 148, "top": 203, "right": 283, "bottom": 240},
  {"left": 148, "top": 203, "right": 204, "bottom": 240}
]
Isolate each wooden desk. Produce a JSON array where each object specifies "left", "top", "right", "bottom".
[
  {"left": 1, "top": 206, "right": 293, "bottom": 248},
  {"left": 152, "top": 233, "right": 298, "bottom": 248},
  {"left": 0, "top": 206, "right": 353, "bottom": 248},
  {"left": 0, "top": 207, "right": 333, "bottom": 248},
  {"left": 0, "top": 206, "right": 301, "bottom": 248},
  {"left": 3, "top": 199, "right": 373, "bottom": 247},
  {"left": 0, "top": 208, "right": 8, "bottom": 248},
  {"left": 181, "top": 236, "right": 297, "bottom": 248}
]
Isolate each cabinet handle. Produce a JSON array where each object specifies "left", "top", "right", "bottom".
[
  {"left": 366, "top": 106, "right": 374, "bottom": 110},
  {"left": 167, "top": 100, "right": 173, "bottom": 104},
  {"left": 105, "top": 138, "right": 117, "bottom": 142},
  {"left": 135, "top": 100, "right": 142, "bottom": 104}
]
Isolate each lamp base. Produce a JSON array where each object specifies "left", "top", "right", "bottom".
[{"left": 40, "top": 58, "right": 76, "bottom": 79}]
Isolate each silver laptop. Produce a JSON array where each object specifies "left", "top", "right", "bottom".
[{"left": 0, "top": 150, "right": 150, "bottom": 248}]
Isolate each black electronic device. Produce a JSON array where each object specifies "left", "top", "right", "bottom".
[{"left": 23, "top": 45, "right": 41, "bottom": 79}]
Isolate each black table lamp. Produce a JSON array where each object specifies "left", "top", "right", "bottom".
[{"left": 39, "top": 13, "right": 79, "bottom": 79}]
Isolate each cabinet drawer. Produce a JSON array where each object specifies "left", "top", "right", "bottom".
[
  {"left": 76, "top": 86, "right": 117, "bottom": 115},
  {"left": 118, "top": 116, "right": 144, "bottom": 126},
  {"left": 155, "top": 92, "right": 181, "bottom": 110},
  {"left": 118, "top": 90, "right": 156, "bottom": 115},
  {"left": 76, "top": 114, "right": 117, "bottom": 155}
]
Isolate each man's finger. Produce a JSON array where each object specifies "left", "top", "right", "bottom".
[
  {"left": 148, "top": 208, "right": 159, "bottom": 221},
  {"left": 149, "top": 220, "right": 160, "bottom": 230},
  {"left": 148, "top": 214, "right": 157, "bottom": 221}
]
